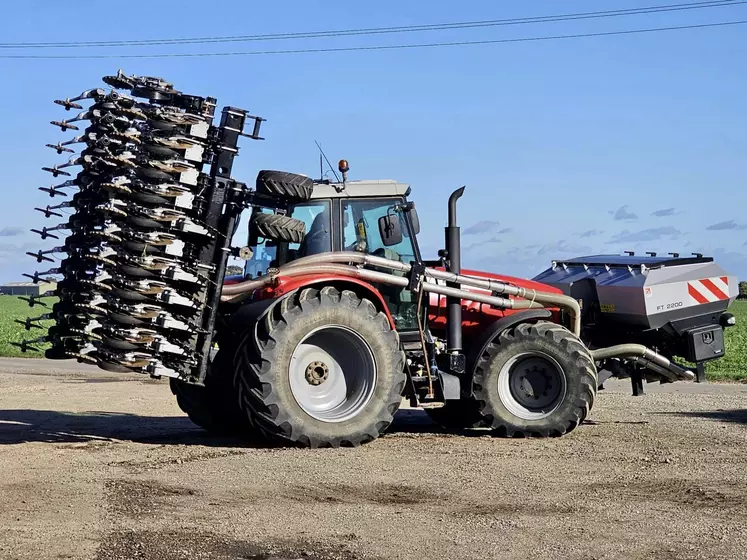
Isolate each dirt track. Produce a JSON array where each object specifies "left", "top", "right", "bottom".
[{"left": 1, "top": 358, "right": 746, "bottom": 560}]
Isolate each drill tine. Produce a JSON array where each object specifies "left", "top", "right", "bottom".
[
  {"left": 54, "top": 89, "right": 107, "bottom": 110},
  {"left": 34, "top": 206, "right": 64, "bottom": 219},
  {"left": 9, "top": 341, "right": 41, "bottom": 353},
  {"left": 15, "top": 316, "right": 48, "bottom": 331},
  {"left": 39, "top": 186, "right": 68, "bottom": 197},
  {"left": 50, "top": 120, "right": 80, "bottom": 132},
  {"left": 20, "top": 295, "right": 49, "bottom": 308},
  {"left": 26, "top": 250, "right": 56, "bottom": 264},
  {"left": 30, "top": 228, "right": 60, "bottom": 240},
  {"left": 45, "top": 142, "right": 76, "bottom": 155},
  {"left": 22, "top": 272, "right": 56, "bottom": 284}
]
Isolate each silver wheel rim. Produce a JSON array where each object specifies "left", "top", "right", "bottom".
[
  {"left": 497, "top": 351, "right": 566, "bottom": 420},
  {"left": 289, "top": 325, "right": 377, "bottom": 423}
]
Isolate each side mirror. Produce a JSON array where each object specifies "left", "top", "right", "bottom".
[
  {"left": 379, "top": 214, "right": 403, "bottom": 247},
  {"left": 408, "top": 205, "right": 420, "bottom": 235}
]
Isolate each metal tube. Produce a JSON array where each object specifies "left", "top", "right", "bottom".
[
  {"left": 221, "top": 264, "right": 373, "bottom": 297},
  {"left": 445, "top": 186, "right": 465, "bottom": 353},
  {"left": 633, "top": 358, "right": 679, "bottom": 382},
  {"left": 221, "top": 262, "right": 531, "bottom": 316},
  {"left": 590, "top": 344, "right": 694, "bottom": 381},
  {"left": 283, "top": 251, "right": 411, "bottom": 273},
  {"left": 448, "top": 187, "right": 466, "bottom": 228},
  {"left": 424, "top": 268, "right": 582, "bottom": 336},
  {"left": 221, "top": 276, "right": 272, "bottom": 296},
  {"left": 254, "top": 250, "right": 578, "bottom": 331}
]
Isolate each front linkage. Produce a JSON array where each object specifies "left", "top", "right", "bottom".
[{"left": 15, "top": 70, "right": 264, "bottom": 385}]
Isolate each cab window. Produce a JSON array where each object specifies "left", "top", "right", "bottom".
[
  {"left": 342, "top": 198, "right": 419, "bottom": 331},
  {"left": 341, "top": 198, "right": 416, "bottom": 264}
]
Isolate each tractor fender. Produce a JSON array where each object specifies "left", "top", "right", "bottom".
[
  {"left": 467, "top": 309, "right": 553, "bottom": 377},
  {"left": 226, "top": 278, "right": 396, "bottom": 347},
  {"left": 266, "top": 275, "right": 396, "bottom": 329}
]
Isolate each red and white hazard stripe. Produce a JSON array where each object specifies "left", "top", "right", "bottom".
[{"left": 688, "top": 276, "right": 730, "bottom": 304}]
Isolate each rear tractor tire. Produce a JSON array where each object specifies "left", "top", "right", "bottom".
[
  {"left": 234, "top": 287, "right": 407, "bottom": 448},
  {"left": 472, "top": 321, "right": 597, "bottom": 438}
]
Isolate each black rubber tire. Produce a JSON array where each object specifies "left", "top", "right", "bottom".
[
  {"left": 130, "top": 192, "right": 171, "bottom": 206},
  {"left": 251, "top": 213, "right": 306, "bottom": 244},
  {"left": 256, "top": 170, "right": 313, "bottom": 202},
  {"left": 472, "top": 321, "right": 597, "bottom": 438},
  {"left": 127, "top": 216, "right": 163, "bottom": 229},
  {"left": 102, "top": 336, "right": 140, "bottom": 351},
  {"left": 110, "top": 286, "right": 150, "bottom": 302},
  {"left": 233, "top": 287, "right": 407, "bottom": 448},
  {"left": 136, "top": 167, "right": 173, "bottom": 182},
  {"left": 170, "top": 349, "right": 256, "bottom": 436},
  {"left": 425, "top": 399, "right": 487, "bottom": 431},
  {"left": 108, "top": 312, "right": 146, "bottom": 326},
  {"left": 141, "top": 144, "right": 180, "bottom": 160},
  {"left": 118, "top": 265, "right": 155, "bottom": 278},
  {"left": 122, "top": 241, "right": 161, "bottom": 255}
]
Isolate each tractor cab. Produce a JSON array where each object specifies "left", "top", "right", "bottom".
[{"left": 244, "top": 177, "right": 424, "bottom": 330}]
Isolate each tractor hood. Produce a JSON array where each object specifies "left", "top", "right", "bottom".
[{"left": 461, "top": 268, "right": 563, "bottom": 295}]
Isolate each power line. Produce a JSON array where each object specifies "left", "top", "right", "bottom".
[
  {"left": 1, "top": 20, "right": 743, "bottom": 60},
  {"left": 0, "top": 0, "right": 744, "bottom": 49}
]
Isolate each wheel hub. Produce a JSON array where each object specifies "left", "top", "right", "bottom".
[
  {"left": 305, "top": 360, "right": 330, "bottom": 386},
  {"left": 518, "top": 364, "right": 554, "bottom": 400},
  {"left": 289, "top": 325, "right": 378, "bottom": 423},
  {"left": 498, "top": 352, "right": 567, "bottom": 420}
]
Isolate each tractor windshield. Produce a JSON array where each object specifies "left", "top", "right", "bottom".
[
  {"left": 341, "top": 198, "right": 417, "bottom": 265},
  {"left": 341, "top": 198, "right": 419, "bottom": 330}
]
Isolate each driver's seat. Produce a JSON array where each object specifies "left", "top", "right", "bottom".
[{"left": 298, "top": 211, "right": 331, "bottom": 256}]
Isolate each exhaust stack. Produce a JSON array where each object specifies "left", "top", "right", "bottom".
[{"left": 445, "top": 186, "right": 465, "bottom": 355}]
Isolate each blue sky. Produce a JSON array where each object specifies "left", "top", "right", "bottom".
[{"left": 0, "top": 0, "right": 745, "bottom": 283}]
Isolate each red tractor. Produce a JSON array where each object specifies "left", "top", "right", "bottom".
[
  {"left": 170, "top": 165, "right": 695, "bottom": 448},
  {"left": 25, "top": 72, "right": 732, "bottom": 450}
]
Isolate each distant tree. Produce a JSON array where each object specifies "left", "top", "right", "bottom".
[
  {"left": 226, "top": 265, "right": 243, "bottom": 277},
  {"left": 739, "top": 281, "right": 747, "bottom": 300}
]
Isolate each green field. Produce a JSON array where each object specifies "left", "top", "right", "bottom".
[
  {"left": 695, "top": 299, "right": 747, "bottom": 382},
  {"left": 0, "top": 296, "right": 745, "bottom": 381},
  {"left": 0, "top": 296, "right": 56, "bottom": 358}
]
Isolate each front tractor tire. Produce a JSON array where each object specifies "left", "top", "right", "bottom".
[
  {"left": 234, "top": 287, "right": 407, "bottom": 448},
  {"left": 473, "top": 322, "right": 597, "bottom": 438}
]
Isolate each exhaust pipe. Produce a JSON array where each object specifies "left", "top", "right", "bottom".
[{"left": 445, "top": 186, "right": 465, "bottom": 354}]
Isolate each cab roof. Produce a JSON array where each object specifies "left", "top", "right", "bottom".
[{"left": 309, "top": 179, "right": 411, "bottom": 199}]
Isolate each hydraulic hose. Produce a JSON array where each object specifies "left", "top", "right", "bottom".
[
  {"left": 221, "top": 264, "right": 369, "bottom": 297},
  {"left": 423, "top": 268, "right": 582, "bottom": 336},
  {"left": 221, "top": 262, "right": 547, "bottom": 316},
  {"left": 282, "top": 252, "right": 578, "bottom": 332},
  {"left": 221, "top": 250, "right": 581, "bottom": 334}
]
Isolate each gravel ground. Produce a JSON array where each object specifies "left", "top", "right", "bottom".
[{"left": 1, "top": 358, "right": 746, "bottom": 560}]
